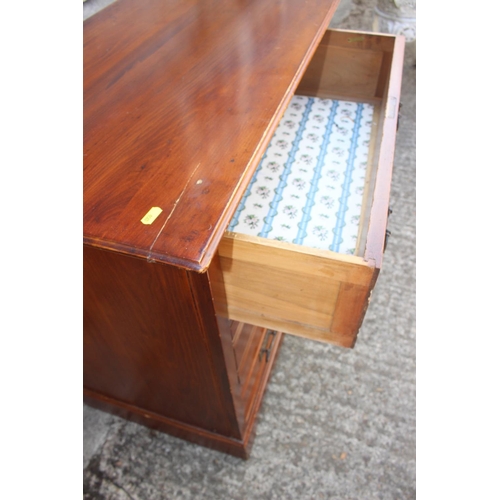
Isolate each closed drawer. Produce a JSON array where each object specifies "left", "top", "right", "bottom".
[
  {"left": 210, "top": 29, "right": 405, "bottom": 348},
  {"left": 230, "top": 321, "right": 267, "bottom": 387},
  {"left": 223, "top": 319, "right": 282, "bottom": 424}
]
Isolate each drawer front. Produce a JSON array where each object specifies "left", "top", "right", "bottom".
[{"left": 210, "top": 29, "right": 404, "bottom": 349}]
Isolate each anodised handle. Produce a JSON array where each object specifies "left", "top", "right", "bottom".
[
  {"left": 384, "top": 205, "right": 393, "bottom": 253},
  {"left": 259, "top": 330, "right": 277, "bottom": 363},
  {"left": 384, "top": 229, "right": 391, "bottom": 253}
]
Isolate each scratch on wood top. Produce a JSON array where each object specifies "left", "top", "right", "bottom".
[{"left": 147, "top": 163, "right": 201, "bottom": 262}]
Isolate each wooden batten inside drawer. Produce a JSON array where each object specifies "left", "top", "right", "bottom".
[{"left": 211, "top": 29, "right": 404, "bottom": 348}]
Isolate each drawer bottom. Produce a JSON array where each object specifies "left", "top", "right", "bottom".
[{"left": 227, "top": 95, "right": 376, "bottom": 256}]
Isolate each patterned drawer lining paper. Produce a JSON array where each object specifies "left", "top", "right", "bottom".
[{"left": 228, "top": 95, "right": 374, "bottom": 255}]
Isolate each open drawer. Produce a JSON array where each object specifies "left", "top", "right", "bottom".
[{"left": 210, "top": 29, "right": 405, "bottom": 348}]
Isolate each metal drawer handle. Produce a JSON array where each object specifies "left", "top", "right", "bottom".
[
  {"left": 259, "top": 330, "right": 277, "bottom": 363},
  {"left": 384, "top": 205, "right": 393, "bottom": 253},
  {"left": 384, "top": 229, "right": 391, "bottom": 253}
]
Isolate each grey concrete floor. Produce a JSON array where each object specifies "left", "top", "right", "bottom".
[{"left": 83, "top": 1, "right": 416, "bottom": 498}]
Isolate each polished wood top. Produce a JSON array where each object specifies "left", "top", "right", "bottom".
[{"left": 84, "top": 0, "right": 339, "bottom": 271}]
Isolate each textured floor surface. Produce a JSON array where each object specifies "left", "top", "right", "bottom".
[{"left": 83, "top": 1, "right": 416, "bottom": 498}]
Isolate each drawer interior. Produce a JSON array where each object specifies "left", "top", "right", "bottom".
[
  {"left": 227, "top": 94, "right": 376, "bottom": 256},
  {"left": 227, "top": 29, "right": 398, "bottom": 259},
  {"left": 211, "top": 29, "right": 403, "bottom": 347}
]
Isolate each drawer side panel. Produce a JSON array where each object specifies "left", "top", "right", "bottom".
[
  {"left": 212, "top": 234, "right": 375, "bottom": 347},
  {"left": 84, "top": 246, "right": 243, "bottom": 438}
]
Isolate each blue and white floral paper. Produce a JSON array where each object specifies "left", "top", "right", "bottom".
[{"left": 228, "top": 95, "right": 374, "bottom": 255}]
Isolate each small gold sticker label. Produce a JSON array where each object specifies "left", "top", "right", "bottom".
[{"left": 141, "top": 207, "right": 163, "bottom": 225}]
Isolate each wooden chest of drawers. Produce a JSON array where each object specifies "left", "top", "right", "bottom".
[{"left": 83, "top": 0, "right": 404, "bottom": 458}]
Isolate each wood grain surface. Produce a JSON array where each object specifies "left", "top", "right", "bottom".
[
  {"left": 363, "top": 34, "right": 405, "bottom": 268},
  {"left": 212, "top": 233, "right": 376, "bottom": 347},
  {"left": 84, "top": 0, "right": 340, "bottom": 272},
  {"left": 83, "top": 245, "right": 243, "bottom": 438},
  {"left": 84, "top": 242, "right": 285, "bottom": 456}
]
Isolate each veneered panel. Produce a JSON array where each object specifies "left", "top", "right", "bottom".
[
  {"left": 83, "top": 246, "right": 241, "bottom": 438},
  {"left": 84, "top": 0, "right": 340, "bottom": 271}
]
